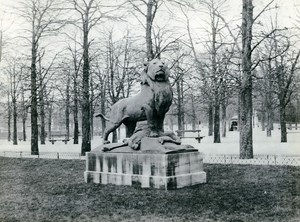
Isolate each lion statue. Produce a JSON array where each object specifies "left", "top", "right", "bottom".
[{"left": 96, "top": 58, "right": 173, "bottom": 144}]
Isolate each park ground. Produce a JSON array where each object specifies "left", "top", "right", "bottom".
[{"left": 0, "top": 157, "right": 299, "bottom": 222}]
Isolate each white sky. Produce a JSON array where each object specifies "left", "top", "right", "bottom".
[
  {"left": 0, "top": 0, "right": 299, "bottom": 63},
  {"left": 0, "top": 0, "right": 299, "bottom": 32}
]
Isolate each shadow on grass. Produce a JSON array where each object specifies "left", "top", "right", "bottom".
[{"left": 0, "top": 157, "right": 299, "bottom": 222}]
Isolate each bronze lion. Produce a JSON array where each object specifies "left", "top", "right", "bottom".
[{"left": 97, "top": 58, "right": 173, "bottom": 143}]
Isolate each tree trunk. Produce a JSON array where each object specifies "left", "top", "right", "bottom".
[
  {"left": 48, "top": 108, "right": 52, "bottom": 140},
  {"left": 100, "top": 91, "right": 106, "bottom": 138},
  {"left": 208, "top": 103, "right": 213, "bottom": 136},
  {"left": 261, "top": 111, "right": 265, "bottom": 131},
  {"left": 90, "top": 76, "right": 94, "bottom": 140},
  {"left": 7, "top": 92, "right": 11, "bottom": 142},
  {"left": 221, "top": 100, "right": 227, "bottom": 138},
  {"left": 31, "top": 43, "right": 39, "bottom": 155},
  {"left": 66, "top": 74, "right": 70, "bottom": 140},
  {"left": 39, "top": 78, "right": 46, "bottom": 145},
  {"left": 279, "top": 106, "right": 287, "bottom": 142},
  {"left": 180, "top": 79, "right": 185, "bottom": 130},
  {"left": 12, "top": 98, "right": 17, "bottom": 145},
  {"left": 21, "top": 86, "right": 27, "bottom": 141},
  {"left": 81, "top": 26, "right": 91, "bottom": 155},
  {"left": 73, "top": 74, "right": 79, "bottom": 144},
  {"left": 90, "top": 104, "right": 94, "bottom": 140},
  {"left": 22, "top": 118, "right": 26, "bottom": 142},
  {"left": 146, "top": 0, "right": 155, "bottom": 60},
  {"left": 176, "top": 80, "right": 183, "bottom": 136},
  {"left": 40, "top": 104, "right": 46, "bottom": 144},
  {"left": 191, "top": 95, "right": 196, "bottom": 130},
  {"left": 211, "top": 10, "right": 220, "bottom": 142},
  {"left": 12, "top": 66, "right": 18, "bottom": 145},
  {"left": 266, "top": 107, "right": 272, "bottom": 137},
  {"left": 213, "top": 102, "right": 221, "bottom": 143},
  {"left": 239, "top": 0, "right": 253, "bottom": 159},
  {"left": 73, "top": 114, "right": 79, "bottom": 143},
  {"left": 239, "top": 88, "right": 253, "bottom": 159}
]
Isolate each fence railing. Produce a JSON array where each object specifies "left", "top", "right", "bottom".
[
  {"left": 0, "top": 151, "right": 300, "bottom": 166},
  {"left": 0, "top": 151, "right": 84, "bottom": 160},
  {"left": 203, "top": 154, "right": 300, "bottom": 166}
]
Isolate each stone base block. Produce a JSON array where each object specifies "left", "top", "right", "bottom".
[{"left": 84, "top": 151, "right": 206, "bottom": 189}]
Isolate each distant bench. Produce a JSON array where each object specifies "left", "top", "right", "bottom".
[
  {"left": 49, "top": 138, "right": 70, "bottom": 144},
  {"left": 176, "top": 130, "right": 204, "bottom": 143},
  {"left": 278, "top": 124, "right": 299, "bottom": 130},
  {"left": 288, "top": 124, "right": 298, "bottom": 130},
  {"left": 49, "top": 133, "right": 69, "bottom": 144}
]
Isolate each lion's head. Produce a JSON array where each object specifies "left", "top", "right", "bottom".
[{"left": 141, "top": 59, "right": 170, "bottom": 84}]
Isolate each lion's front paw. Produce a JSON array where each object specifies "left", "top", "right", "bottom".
[
  {"left": 149, "top": 131, "right": 159, "bottom": 137},
  {"left": 131, "top": 142, "right": 140, "bottom": 150},
  {"left": 158, "top": 137, "right": 165, "bottom": 144}
]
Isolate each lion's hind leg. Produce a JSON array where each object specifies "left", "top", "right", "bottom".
[
  {"left": 103, "top": 121, "right": 122, "bottom": 143},
  {"left": 124, "top": 121, "right": 137, "bottom": 138}
]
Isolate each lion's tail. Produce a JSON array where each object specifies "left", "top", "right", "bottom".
[{"left": 95, "top": 113, "right": 109, "bottom": 121}]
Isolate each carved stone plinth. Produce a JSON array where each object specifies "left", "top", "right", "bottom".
[{"left": 84, "top": 151, "right": 206, "bottom": 190}]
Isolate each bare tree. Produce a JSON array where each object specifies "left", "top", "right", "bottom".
[
  {"left": 3, "top": 57, "right": 28, "bottom": 144},
  {"left": 69, "top": 0, "right": 119, "bottom": 154},
  {"left": 174, "top": 67, "right": 184, "bottom": 134},
  {"left": 70, "top": 48, "right": 81, "bottom": 144},
  {"left": 202, "top": 0, "right": 231, "bottom": 143},
  {"left": 128, "top": 0, "right": 161, "bottom": 60},
  {"left": 253, "top": 5, "right": 298, "bottom": 143},
  {"left": 169, "top": 53, "right": 193, "bottom": 135},
  {"left": 20, "top": 78, "right": 29, "bottom": 142},
  {"left": 239, "top": 0, "right": 254, "bottom": 158},
  {"left": 11, "top": 65, "right": 20, "bottom": 145},
  {"left": 7, "top": 89, "right": 11, "bottom": 142},
  {"left": 36, "top": 50, "right": 59, "bottom": 144},
  {"left": 93, "top": 59, "right": 107, "bottom": 137},
  {"left": 5, "top": 62, "right": 20, "bottom": 144},
  {"left": 65, "top": 68, "right": 71, "bottom": 140},
  {"left": 257, "top": 55, "right": 276, "bottom": 137},
  {"left": 103, "top": 30, "right": 140, "bottom": 141},
  {"left": 46, "top": 93, "right": 55, "bottom": 140},
  {"left": 63, "top": 33, "right": 83, "bottom": 144},
  {"left": 275, "top": 50, "right": 300, "bottom": 142},
  {"left": 37, "top": 54, "right": 46, "bottom": 144},
  {"left": 180, "top": 1, "right": 235, "bottom": 140},
  {"left": 69, "top": 0, "right": 98, "bottom": 154},
  {"left": 18, "top": 0, "right": 64, "bottom": 155}
]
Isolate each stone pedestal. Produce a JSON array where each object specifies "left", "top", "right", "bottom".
[{"left": 84, "top": 151, "right": 206, "bottom": 189}]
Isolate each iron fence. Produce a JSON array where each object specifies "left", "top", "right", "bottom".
[
  {"left": 203, "top": 154, "right": 300, "bottom": 166},
  {"left": 0, "top": 151, "right": 300, "bottom": 166},
  {"left": 0, "top": 151, "right": 84, "bottom": 160}
]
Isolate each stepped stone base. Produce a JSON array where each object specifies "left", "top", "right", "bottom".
[{"left": 84, "top": 151, "right": 206, "bottom": 189}]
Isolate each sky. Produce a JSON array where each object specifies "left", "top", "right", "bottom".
[
  {"left": 0, "top": 0, "right": 299, "bottom": 33},
  {"left": 0, "top": 0, "right": 299, "bottom": 67}
]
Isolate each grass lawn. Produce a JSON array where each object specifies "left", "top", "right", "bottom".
[{"left": 0, "top": 157, "right": 299, "bottom": 222}]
